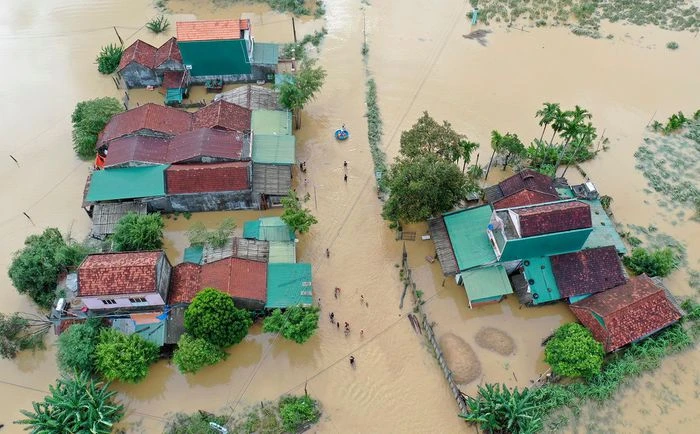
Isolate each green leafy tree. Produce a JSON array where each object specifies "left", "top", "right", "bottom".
[
  {"left": 71, "top": 97, "right": 123, "bottom": 160},
  {"left": 8, "top": 228, "right": 89, "bottom": 308},
  {"left": 172, "top": 333, "right": 226, "bottom": 374},
  {"left": 112, "top": 212, "right": 164, "bottom": 251},
  {"left": 96, "top": 43, "right": 123, "bottom": 75},
  {"left": 56, "top": 319, "right": 103, "bottom": 373},
  {"left": 278, "top": 58, "right": 327, "bottom": 128},
  {"left": 184, "top": 288, "right": 252, "bottom": 348},
  {"left": 0, "top": 312, "right": 48, "bottom": 359},
  {"left": 497, "top": 132, "right": 526, "bottom": 170},
  {"left": 460, "top": 383, "right": 542, "bottom": 434},
  {"left": 263, "top": 306, "right": 320, "bottom": 344},
  {"left": 15, "top": 372, "right": 124, "bottom": 433},
  {"left": 186, "top": 218, "right": 237, "bottom": 248},
  {"left": 281, "top": 190, "right": 318, "bottom": 234},
  {"left": 545, "top": 323, "right": 604, "bottom": 378},
  {"left": 623, "top": 247, "right": 678, "bottom": 277},
  {"left": 399, "top": 112, "right": 462, "bottom": 161},
  {"left": 382, "top": 153, "right": 469, "bottom": 224},
  {"left": 535, "top": 102, "right": 561, "bottom": 142},
  {"left": 95, "top": 329, "right": 159, "bottom": 383},
  {"left": 458, "top": 139, "right": 479, "bottom": 173},
  {"left": 279, "top": 395, "right": 321, "bottom": 432}
]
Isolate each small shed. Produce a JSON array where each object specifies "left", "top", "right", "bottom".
[
  {"left": 266, "top": 263, "right": 312, "bottom": 309},
  {"left": 251, "top": 42, "right": 279, "bottom": 81},
  {"left": 251, "top": 109, "right": 292, "bottom": 136},
  {"left": 112, "top": 312, "right": 166, "bottom": 347},
  {"left": 243, "top": 217, "right": 294, "bottom": 241},
  {"left": 90, "top": 201, "right": 147, "bottom": 238},
  {"left": 458, "top": 265, "right": 512, "bottom": 308},
  {"left": 117, "top": 40, "right": 159, "bottom": 88},
  {"left": 443, "top": 205, "right": 497, "bottom": 271},
  {"left": 427, "top": 216, "right": 458, "bottom": 276}
]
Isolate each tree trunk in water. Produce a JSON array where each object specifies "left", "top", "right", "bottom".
[
  {"left": 295, "top": 110, "right": 302, "bottom": 129},
  {"left": 462, "top": 159, "right": 467, "bottom": 173},
  {"left": 548, "top": 129, "right": 557, "bottom": 147},
  {"left": 484, "top": 150, "right": 496, "bottom": 180},
  {"left": 540, "top": 125, "right": 547, "bottom": 142},
  {"left": 502, "top": 153, "right": 509, "bottom": 170},
  {"left": 552, "top": 138, "right": 571, "bottom": 178}
]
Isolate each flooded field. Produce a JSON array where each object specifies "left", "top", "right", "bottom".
[{"left": 0, "top": 0, "right": 698, "bottom": 433}]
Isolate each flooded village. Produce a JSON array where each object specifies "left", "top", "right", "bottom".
[{"left": 1, "top": 0, "right": 699, "bottom": 433}]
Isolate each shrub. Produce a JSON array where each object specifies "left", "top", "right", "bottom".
[
  {"left": 96, "top": 43, "right": 123, "bottom": 74},
  {"left": 279, "top": 395, "right": 321, "bottom": 432},
  {"left": 623, "top": 247, "right": 678, "bottom": 277},
  {"left": 184, "top": 288, "right": 252, "bottom": 348},
  {"left": 56, "top": 319, "right": 103, "bottom": 373},
  {"left": 15, "top": 372, "right": 123, "bottom": 433},
  {"left": 71, "top": 97, "right": 123, "bottom": 160},
  {"left": 666, "top": 41, "right": 679, "bottom": 50},
  {"left": 112, "top": 212, "right": 164, "bottom": 251},
  {"left": 281, "top": 190, "right": 318, "bottom": 234},
  {"left": 545, "top": 323, "right": 604, "bottom": 379},
  {"left": 172, "top": 334, "right": 226, "bottom": 374},
  {"left": 8, "top": 228, "right": 89, "bottom": 308},
  {"left": 95, "top": 329, "right": 159, "bottom": 383},
  {"left": 263, "top": 306, "right": 320, "bottom": 344},
  {"left": 0, "top": 312, "right": 48, "bottom": 359},
  {"left": 186, "top": 217, "right": 236, "bottom": 248},
  {"left": 460, "top": 383, "right": 542, "bottom": 433},
  {"left": 164, "top": 411, "right": 230, "bottom": 434},
  {"left": 146, "top": 15, "right": 170, "bottom": 33}
]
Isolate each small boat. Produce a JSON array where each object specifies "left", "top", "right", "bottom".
[{"left": 335, "top": 128, "right": 349, "bottom": 141}]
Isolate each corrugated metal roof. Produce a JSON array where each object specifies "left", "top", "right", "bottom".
[
  {"left": 86, "top": 165, "right": 168, "bottom": 202},
  {"left": 581, "top": 199, "right": 627, "bottom": 254},
  {"left": 251, "top": 110, "right": 292, "bottom": 136},
  {"left": 243, "top": 220, "right": 260, "bottom": 239},
  {"left": 266, "top": 262, "right": 312, "bottom": 309},
  {"left": 460, "top": 265, "right": 512, "bottom": 303},
  {"left": 252, "top": 134, "right": 295, "bottom": 164},
  {"left": 252, "top": 42, "right": 279, "bottom": 65},
  {"left": 268, "top": 241, "right": 296, "bottom": 263},
  {"left": 522, "top": 256, "right": 561, "bottom": 305},
  {"left": 252, "top": 164, "right": 292, "bottom": 196},
  {"left": 443, "top": 205, "right": 496, "bottom": 271},
  {"left": 183, "top": 246, "right": 204, "bottom": 264},
  {"left": 259, "top": 217, "right": 295, "bottom": 241},
  {"left": 499, "top": 228, "right": 592, "bottom": 262}
]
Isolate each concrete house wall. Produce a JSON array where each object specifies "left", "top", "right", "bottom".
[
  {"left": 83, "top": 292, "right": 165, "bottom": 310},
  {"left": 156, "top": 255, "right": 172, "bottom": 301},
  {"left": 146, "top": 190, "right": 255, "bottom": 213},
  {"left": 119, "top": 63, "right": 161, "bottom": 88}
]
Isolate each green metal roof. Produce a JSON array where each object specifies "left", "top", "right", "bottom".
[
  {"left": 251, "top": 110, "right": 292, "bottom": 136},
  {"left": 259, "top": 217, "right": 295, "bottom": 241},
  {"left": 460, "top": 265, "right": 512, "bottom": 305},
  {"left": 568, "top": 294, "right": 592, "bottom": 303},
  {"left": 252, "top": 134, "right": 296, "bottom": 165},
  {"left": 556, "top": 187, "right": 576, "bottom": 199},
  {"left": 522, "top": 256, "right": 562, "bottom": 305},
  {"left": 165, "top": 88, "right": 183, "bottom": 104},
  {"left": 499, "top": 228, "right": 592, "bottom": 262},
  {"left": 86, "top": 165, "right": 167, "bottom": 202},
  {"left": 581, "top": 199, "right": 627, "bottom": 254},
  {"left": 266, "top": 262, "right": 312, "bottom": 309},
  {"left": 443, "top": 205, "right": 497, "bottom": 271},
  {"left": 243, "top": 220, "right": 260, "bottom": 239},
  {"left": 183, "top": 246, "right": 203, "bottom": 264},
  {"left": 268, "top": 241, "right": 296, "bottom": 263},
  {"left": 252, "top": 42, "right": 279, "bottom": 65}
]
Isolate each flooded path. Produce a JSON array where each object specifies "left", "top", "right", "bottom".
[{"left": 0, "top": 0, "right": 699, "bottom": 432}]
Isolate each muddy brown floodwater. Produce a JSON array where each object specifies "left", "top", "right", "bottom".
[{"left": 1, "top": 0, "right": 698, "bottom": 432}]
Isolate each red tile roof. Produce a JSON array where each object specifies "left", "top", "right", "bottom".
[
  {"left": 98, "top": 103, "right": 193, "bottom": 146},
  {"left": 569, "top": 275, "right": 682, "bottom": 352},
  {"left": 165, "top": 162, "right": 250, "bottom": 194},
  {"left": 192, "top": 100, "right": 252, "bottom": 132},
  {"left": 154, "top": 37, "right": 182, "bottom": 67},
  {"left": 118, "top": 40, "right": 158, "bottom": 71},
  {"left": 104, "top": 135, "right": 170, "bottom": 167},
  {"left": 499, "top": 169, "right": 559, "bottom": 198},
  {"left": 176, "top": 19, "right": 246, "bottom": 42},
  {"left": 169, "top": 263, "right": 202, "bottom": 304},
  {"left": 200, "top": 257, "right": 267, "bottom": 303},
  {"left": 551, "top": 246, "right": 626, "bottom": 298},
  {"left": 494, "top": 190, "right": 561, "bottom": 210},
  {"left": 78, "top": 251, "right": 162, "bottom": 296},
  {"left": 162, "top": 70, "right": 186, "bottom": 90},
  {"left": 514, "top": 201, "right": 592, "bottom": 237},
  {"left": 166, "top": 128, "right": 245, "bottom": 163}
]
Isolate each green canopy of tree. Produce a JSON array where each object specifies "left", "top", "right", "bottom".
[
  {"left": 279, "top": 395, "right": 322, "bottom": 432},
  {"left": 399, "top": 111, "right": 462, "bottom": 161},
  {"left": 460, "top": 383, "right": 542, "bottom": 434},
  {"left": 172, "top": 333, "right": 226, "bottom": 374},
  {"left": 56, "top": 319, "right": 103, "bottom": 373},
  {"left": 280, "top": 190, "right": 318, "bottom": 234},
  {"left": 15, "top": 372, "right": 124, "bottom": 434},
  {"left": 95, "top": 329, "right": 159, "bottom": 383},
  {"left": 112, "top": 212, "right": 164, "bottom": 252},
  {"left": 623, "top": 247, "right": 679, "bottom": 278},
  {"left": 382, "top": 153, "right": 469, "bottom": 224},
  {"left": 536, "top": 102, "right": 561, "bottom": 142},
  {"left": 278, "top": 58, "right": 327, "bottom": 128},
  {"left": 96, "top": 43, "right": 123, "bottom": 75},
  {"left": 0, "top": 312, "right": 48, "bottom": 359},
  {"left": 184, "top": 288, "right": 252, "bottom": 348},
  {"left": 545, "top": 323, "right": 604, "bottom": 379},
  {"left": 186, "top": 217, "right": 237, "bottom": 248},
  {"left": 8, "top": 228, "right": 91, "bottom": 309},
  {"left": 71, "top": 97, "right": 123, "bottom": 160},
  {"left": 263, "top": 306, "right": 320, "bottom": 344}
]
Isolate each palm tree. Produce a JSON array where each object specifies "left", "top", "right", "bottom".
[
  {"left": 549, "top": 108, "right": 569, "bottom": 147},
  {"left": 458, "top": 139, "right": 479, "bottom": 173},
  {"left": 535, "top": 102, "right": 560, "bottom": 142},
  {"left": 561, "top": 122, "right": 596, "bottom": 177},
  {"left": 484, "top": 130, "right": 502, "bottom": 181}
]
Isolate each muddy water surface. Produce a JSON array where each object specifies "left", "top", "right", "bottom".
[{"left": 1, "top": 0, "right": 699, "bottom": 433}]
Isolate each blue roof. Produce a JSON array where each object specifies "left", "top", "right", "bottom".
[
  {"left": 266, "top": 263, "right": 312, "bottom": 309},
  {"left": 183, "top": 246, "right": 203, "bottom": 264},
  {"left": 243, "top": 220, "right": 260, "bottom": 239}
]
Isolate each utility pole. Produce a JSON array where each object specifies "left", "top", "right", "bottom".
[
  {"left": 291, "top": 17, "right": 297, "bottom": 43},
  {"left": 113, "top": 26, "right": 123, "bottom": 46}
]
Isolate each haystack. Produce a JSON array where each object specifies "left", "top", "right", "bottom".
[
  {"left": 439, "top": 333, "right": 481, "bottom": 385},
  {"left": 475, "top": 327, "right": 516, "bottom": 356}
]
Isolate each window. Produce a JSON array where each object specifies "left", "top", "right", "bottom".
[
  {"left": 129, "top": 297, "right": 148, "bottom": 305},
  {"left": 101, "top": 299, "right": 117, "bottom": 305}
]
